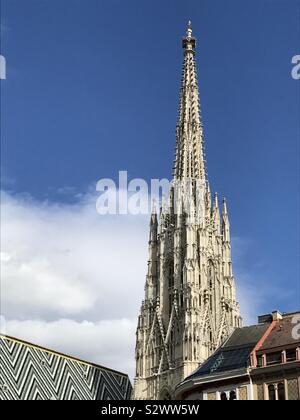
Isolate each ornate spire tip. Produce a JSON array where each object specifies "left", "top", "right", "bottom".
[{"left": 187, "top": 20, "right": 192, "bottom": 38}]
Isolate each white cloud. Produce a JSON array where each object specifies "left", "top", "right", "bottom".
[
  {"left": 1, "top": 251, "right": 96, "bottom": 316},
  {"left": 236, "top": 274, "right": 265, "bottom": 325},
  {"left": 0, "top": 190, "right": 149, "bottom": 378},
  {"left": 1, "top": 191, "right": 149, "bottom": 320}
]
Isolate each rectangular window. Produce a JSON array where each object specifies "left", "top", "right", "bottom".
[
  {"left": 266, "top": 352, "right": 281, "bottom": 366},
  {"left": 278, "top": 383, "right": 285, "bottom": 401},
  {"left": 268, "top": 384, "right": 276, "bottom": 401},
  {"left": 286, "top": 349, "right": 297, "bottom": 362},
  {"left": 257, "top": 355, "right": 263, "bottom": 367}
]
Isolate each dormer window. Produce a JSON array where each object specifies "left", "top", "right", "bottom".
[
  {"left": 266, "top": 352, "right": 281, "bottom": 366},
  {"left": 286, "top": 348, "right": 297, "bottom": 362}
]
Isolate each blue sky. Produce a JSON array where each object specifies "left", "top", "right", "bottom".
[{"left": 0, "top": 0, "right": 299, "bottom": 372}]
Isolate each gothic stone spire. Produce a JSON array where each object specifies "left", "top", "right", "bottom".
[
  {"left": 173, "top": 21, "right": 206, "bottom": 180},
  {"left": 134, "top": 22, "right": 242, "bottom": 401}
]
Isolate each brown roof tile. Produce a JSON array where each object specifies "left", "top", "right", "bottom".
[{"left": 259, "top": 314, "right": 300, "bottom": 351}]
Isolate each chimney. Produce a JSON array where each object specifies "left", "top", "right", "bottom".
[
  {"left": 272, "top": 310, "right": 283, "bottom": 321},
  {"left": 258, "top": 310, "right": 283, "bottom": 324}
]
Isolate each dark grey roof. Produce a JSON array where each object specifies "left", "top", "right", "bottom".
[
  {"left": 225, "top": 324, "right": 270, "bottom": 348},
  {"left": 186, "top": 324, "right": 269, "bottom": 381}
]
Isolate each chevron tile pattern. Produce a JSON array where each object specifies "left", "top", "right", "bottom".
[{"left": 0, "top": 335, "right": 132, "bottom": 400}]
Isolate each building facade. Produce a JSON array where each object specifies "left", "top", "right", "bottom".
[
  {"left": 251, "top": 311, "right": 300, "bottom": 401},
  {"left": 0, "top": 334, "right": 132, "bottom": 400},
  {"left": 134, "top": 22, "right": 242, "bottom": 400},
  {"left": 175, "top": 311, "right": 300, "bottom": 400}
]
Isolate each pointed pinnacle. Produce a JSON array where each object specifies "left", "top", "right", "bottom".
[
  {"left": 187, "top": 20, "right": 193, "bottom": 38},
  {"left": 214, "top": 192, "right": 219, "bottom": 208},
  {"left": 223, "top": 197, "right": 228, "bottom": 215}
]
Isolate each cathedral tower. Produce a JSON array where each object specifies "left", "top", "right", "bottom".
[{"left": 134, "top": 22, "right": 242, "bottom": 400}]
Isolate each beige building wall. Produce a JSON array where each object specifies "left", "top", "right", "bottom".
[{"left": 253, "top": 371, "right": 300, "bottom": 400}]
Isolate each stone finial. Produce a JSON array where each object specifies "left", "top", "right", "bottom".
[{"left": 187, "top": 20, "right": 193, "bottom": 38}]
